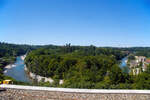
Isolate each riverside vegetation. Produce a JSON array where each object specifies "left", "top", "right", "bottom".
[
  {"left": 25, "top": 44, "right": 150, "bottom": 89},
  {"left": 0, "top": 42, "right": 39, "bottom": 84},
  {"left": 1, "top": 42, "right": 150, "bottom": 89}
]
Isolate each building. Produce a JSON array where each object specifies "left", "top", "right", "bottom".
[{"left": 135, "top": 56, "right": 146, "bottom": 63}]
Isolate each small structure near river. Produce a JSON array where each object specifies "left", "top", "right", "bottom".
[{"left": 127, "top": 56, "right": 150, "bottom": 75}]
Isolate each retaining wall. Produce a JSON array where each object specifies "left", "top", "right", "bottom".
[{"left": 0, "top": 85, "right": 150, "bottom": 100}]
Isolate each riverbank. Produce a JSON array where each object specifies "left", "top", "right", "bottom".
[
  {"left": 20, "top": 55, "right": 26, "bottom": 60},
  {"left": 24, "top": 66, "right": 54, "bottom": 83},
  {"left": 3, "top": 55, "right": 26, "bottom": 73},
  {"left": 25, "top": 65, "right": 64, "bottom": 85},
  {"left": 4, "top": 64, "right": 16, "bottom": 69},
  {"left": 3, "top": 54, "right": 54, "bottom": 83},
  {"left": 3, "top": 64, "right": 16, "bottom": 73},
  {"left": 4, "top": 55, "right": 31, "bottom": 82}
]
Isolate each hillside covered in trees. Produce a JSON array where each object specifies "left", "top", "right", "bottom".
[
  {"left": 25, "top": 44, "right": 150, "bottom": 89},
  {"left": 1, "top": 42, "right": 150, "bottom": 89},
  {"left": 25, "top": 44, "right": 134, "bottom": 89}
]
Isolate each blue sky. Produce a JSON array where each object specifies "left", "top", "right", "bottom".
[{"left": 1, "top": 0, "right": 150, "bottom": 47}]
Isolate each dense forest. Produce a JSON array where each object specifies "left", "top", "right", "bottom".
[
  {"left": 1, "top": 43, "right": 150, "bottom": 89},
  {"left": 120, "top": 47, "right": 150, "bottom": 57},
  {"left": 25, "top": 44, "right": 133, "bottom": 89},
  {"left": 25, "top": 44, "right": 150, "bottom": 89}
]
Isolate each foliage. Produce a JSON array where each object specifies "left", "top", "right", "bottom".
[
  {"left": 2, "top": 43, "right": 150, "bottom": 89},
  {"left": 25, "top": 44, "right": 130, "bottom": 89}
]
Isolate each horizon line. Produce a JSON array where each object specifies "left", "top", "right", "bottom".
[{"left": 1, "top": 41, "right": 150, "bottom": 48}]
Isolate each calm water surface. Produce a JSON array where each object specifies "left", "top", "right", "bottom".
[
  {"left": 120, "top": 57, "right": 130, "bottom": 73},
  {"left": 4, "top": 56, "right": 30, "bottom": 83}
]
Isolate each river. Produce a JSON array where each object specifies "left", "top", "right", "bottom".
[
  {"left": 3, "top": 56, "right": 129, "bottom": 83},
  {"left": 4, "top": 56, "right": 30, "bottom": 83},
  {"left": 120, "top": 57, "right": 130, "bottom": 73}
]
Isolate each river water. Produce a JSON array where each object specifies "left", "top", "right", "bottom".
[
  {"left": 120, "top": 57, "right": 130, "bottom": 73},
  {"left": 4, "top": 56, "right": 30, "bottom": 83}
]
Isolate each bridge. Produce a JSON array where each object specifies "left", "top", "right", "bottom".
[{"left": 0, "top": 84, "right": 150, "bottom": 100}]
